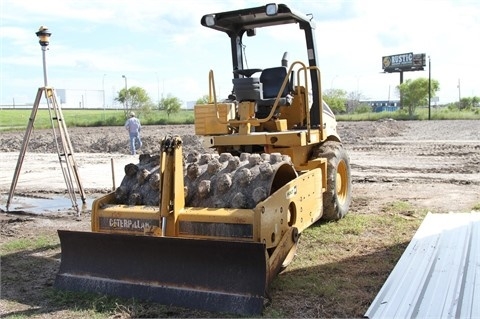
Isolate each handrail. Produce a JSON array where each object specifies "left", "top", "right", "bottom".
[
  {"left": 208, "top": 70, "right": 228, "bottom": 124},
  {"left": 295, "top": 63, "right": 323, "bottom": 143},
  {"left": 293, "top": 61, "right": 310, "bottom": 141}
]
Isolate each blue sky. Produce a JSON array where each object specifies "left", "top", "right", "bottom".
[{"left": 1, "top": 0, "right": 479, "bottom": 108}]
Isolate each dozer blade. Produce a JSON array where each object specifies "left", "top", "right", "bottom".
[{"left": 55, "top": 230, "right": 268, "bottom": 315}]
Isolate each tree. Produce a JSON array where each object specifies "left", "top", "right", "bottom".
[
  {"left": 346, "top": 90, "right": 364, "bottom": 113},
  {"left": 354, "top": 103, "right": 372, "bottom": 114},
  {"left": 458, "top": 96, "right": 480, "bottom": 110},
  {"left": 115, "top": 86, "right": 153, "bottom": 118},
  {"left": 196, "top": 95, "right": 210, "bottom": 105},
  {"left": 397, "top": 78, "right": 440, "bottom": 117},
  {"left": 322, "top": 88, "right": 348, "bottom": 114},
  {"left": 159, "top": 94, "right": 182, "bottom": 118},
  {"left": 473, "top": 96, "right": 480, "bottom": 108}
]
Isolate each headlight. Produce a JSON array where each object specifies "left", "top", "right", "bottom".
[
  {"left": 205, "top": 15, "right": 216, "bottom": 27},
  {"left": 265, "top": 3, "right": 278, "bottom": 16}
]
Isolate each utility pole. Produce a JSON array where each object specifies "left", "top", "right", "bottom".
[
  {"left": 122, "top": 74, "right": 128, "bottom": 112},
  {"left": 396, "top": 68, "right": 404, "bottom": 109},
  {"left": 155, "top": 72, "right": 160, "bottom": 105},
  {"left": 102, "top": 74, "right": 107, "bottom": 107},
  {"left": 457, "top": 78, "right": 461, "bottom": 103},
  {"left": 428, "top": 56, "right": 431, "bottom": 120},
  {"left": 102, "top": 74, "right": 107, "bottom": 121}
]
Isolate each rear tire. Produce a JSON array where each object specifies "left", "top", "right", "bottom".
[{"left": 313, "top": 141, "right": 352, "bottom": 221}]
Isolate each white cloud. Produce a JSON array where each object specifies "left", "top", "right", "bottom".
[{"left": 1, "top": 0, "right": 479, "bottom": 106}]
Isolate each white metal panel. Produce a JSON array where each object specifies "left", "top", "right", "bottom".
[{"left": 365, "top": 212, "right": 480, "bottom": 319}]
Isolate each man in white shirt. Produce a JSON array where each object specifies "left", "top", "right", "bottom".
[{"left": 125, "top": 111, "right": 142, "bottom": 155}]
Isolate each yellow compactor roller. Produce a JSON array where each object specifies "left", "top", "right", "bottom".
[{"left": 55, "top": 3, "right": 352, "bottom": 315}]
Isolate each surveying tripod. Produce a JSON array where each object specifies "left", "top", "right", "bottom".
[
  {"left": 6, "top": 26, "right": 86, "bottom": 214},
  {"left": 5, "top": 87, "right": 86, "bottom": 214}
]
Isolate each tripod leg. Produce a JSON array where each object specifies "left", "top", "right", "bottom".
[
  {"left": 47, "top": 88, "right": 86, "bottom": 214},
  {"left": 6, "top": 88, "right": 44, "bottom": 211}
]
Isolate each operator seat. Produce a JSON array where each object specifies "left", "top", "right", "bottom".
[
  {"left": 231, "top": 68, "right": 263, "bottom": 102},
  {"left": 256, "top": 66, "right": 292, "bottom": 118}
]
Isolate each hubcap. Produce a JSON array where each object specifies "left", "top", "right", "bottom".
[{"left": 336, "top": 159, "right": 348, "bottom": 204}]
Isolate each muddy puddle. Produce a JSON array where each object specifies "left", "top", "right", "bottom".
[{"left": 1, "top": 193, "right": 95, "bottom": 216}]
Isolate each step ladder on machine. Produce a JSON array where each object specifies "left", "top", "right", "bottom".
[{"left": 6, "top": 26, "right": 86, "bottom": 215}]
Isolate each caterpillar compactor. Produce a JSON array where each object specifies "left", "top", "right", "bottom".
[{"left": 55, "top": 3, "right": 352, "bottom": 315}]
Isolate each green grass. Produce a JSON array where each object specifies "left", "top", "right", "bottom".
[
  {"left": 0, "top": 235, "right": 58, "bottom": 255},
  {"left": 382, "top": 200, "right": 418, "bottom": 215},
  {"left": 262, "top": 209, "right": 425, "bottom": 317},
  {"left": 293, "top": 210, "right": 423, "bottom": 269},
  {"left": 0, "top": 109, "right": 195, "bottom": 131},
  {"left": 287, "top": 211, "right": 422, "bottom": 272},
  {"left": 2, "top": 106, "right": 478, "bottom": 131}
]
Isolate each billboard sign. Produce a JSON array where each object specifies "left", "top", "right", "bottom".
[{"left": 382, "top": 53, "right": 426, "bottom": 72}]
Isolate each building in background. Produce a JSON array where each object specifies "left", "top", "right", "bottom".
[{"left": 361, "top": 100, "right": 400, "bottom": 112}]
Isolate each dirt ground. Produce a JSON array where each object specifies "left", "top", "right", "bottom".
[{"left": 1, "top": 120, "right": 479, "bottom": 318}]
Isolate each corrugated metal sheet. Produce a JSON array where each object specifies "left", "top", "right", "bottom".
[{"left": 365, "top": 212, "right": 480, "bottom": 319}]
